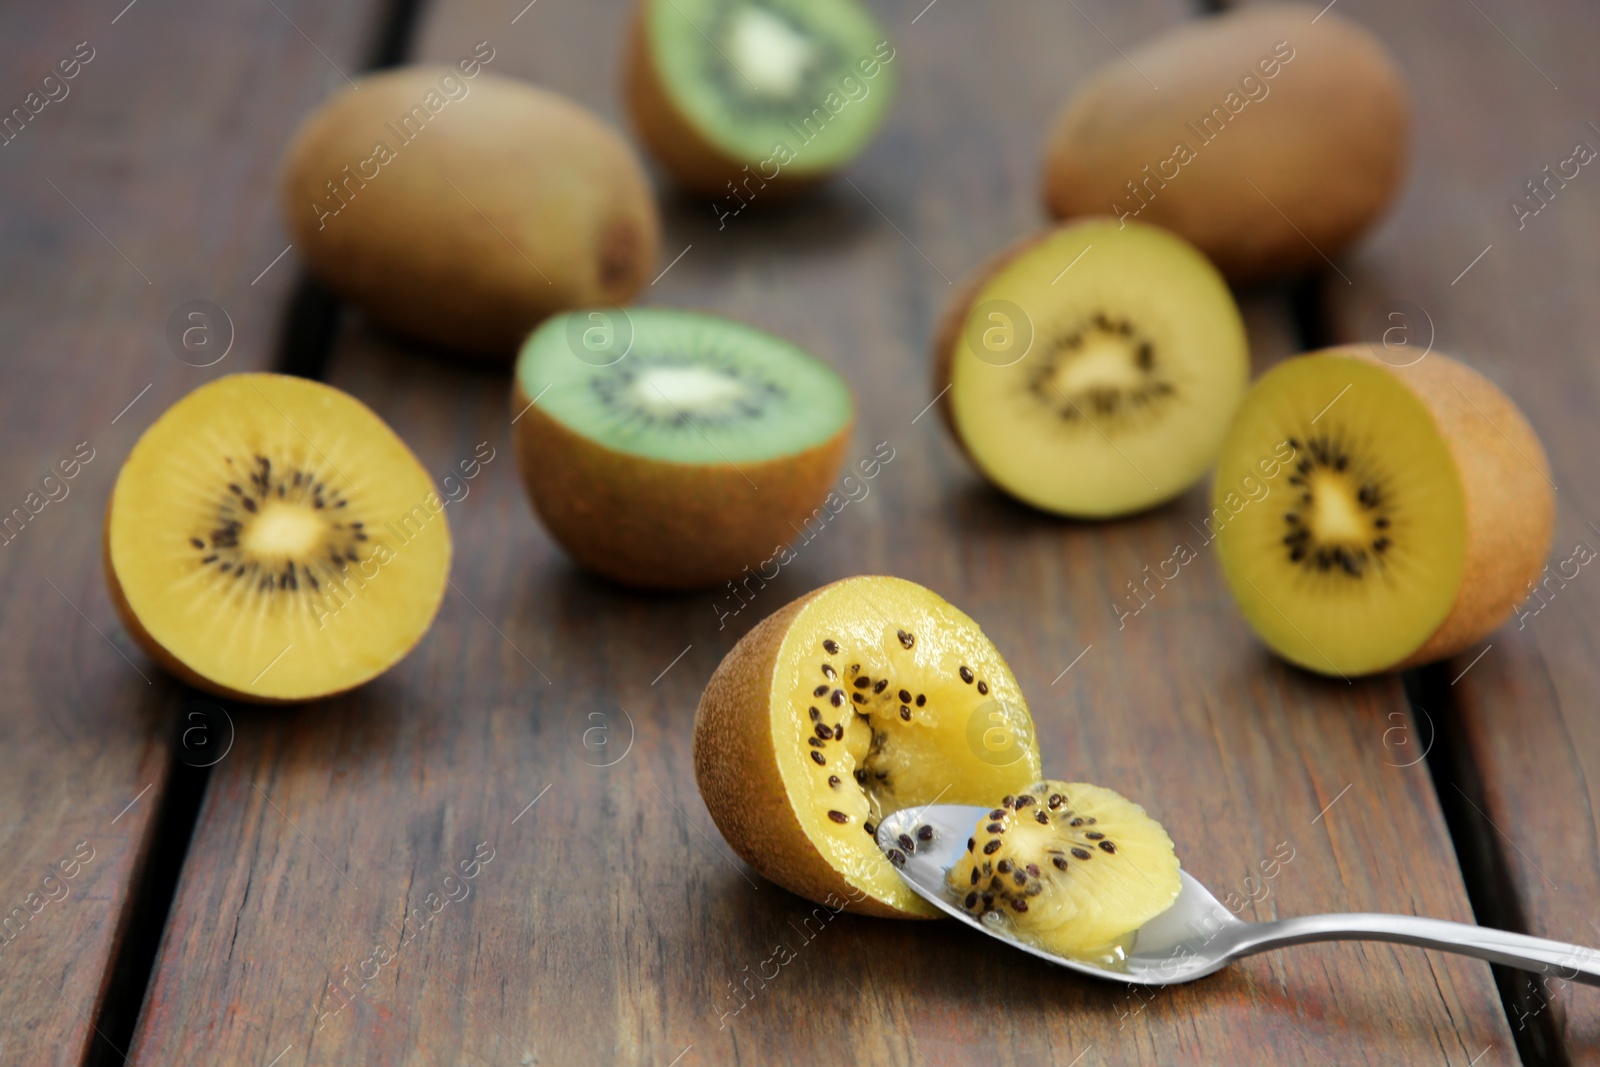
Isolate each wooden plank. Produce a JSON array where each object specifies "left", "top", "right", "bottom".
[
  {"left": 1313, "top": 0, "right": 1600, "bottom": 1059},
  {"left": 130, "top": 2, "right": 1513, "bottom": 1063},
  {"left": 0, "top": 2, "right": 384, "bottom": 1064}
]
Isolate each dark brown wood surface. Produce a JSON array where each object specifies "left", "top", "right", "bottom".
[
  {"left": 111, "top": 2, "right": 1532, "bottom": 1064},
  {"left": 1312, "top": 0, "right": 1600, "bottom": 1060},
  {"left": 0, "top": 2, "right": 383, "bottom": 1064}
]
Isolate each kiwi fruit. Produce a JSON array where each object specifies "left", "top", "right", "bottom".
[
  {"left": 625, "top": 0, "right": 897, "bottom": 196},
  {"left": 104, "top": 374, "right": 451, "bottom": 703},
  {"left": 512, "top": 308, "right": 853, "bottom": 589},
  {"left": 1041, "top": 3, "right": 1410, "bottom": 282},
  {"left": 281, "top": 66, "right": 660, "bottom": 357},
  {"left": 1213, "top": 347, "right": 1554, "bottom": 676},
  {"left": 933, "top": 219, "right": 1249, "bottom": 518},
  {"left": 945, "top": 781, "right": 1180, "bottom": 961},
  {"left": 694, "top": 576, "right": 1043, "bottom": 917}
]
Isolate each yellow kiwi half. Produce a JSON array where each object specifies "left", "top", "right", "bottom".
[
  {"left": 1213, "top": 347, "right": 1553, "bottom": 675},
  {"left": 105, "top": 374, "right": 451, "bottom": 703},
  {"left": 694, "top": 575, "right": 1042, "bottom": 917}
]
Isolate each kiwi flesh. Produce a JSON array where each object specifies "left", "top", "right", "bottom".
[
  {"left": 625, "top": 0, "right": 896, "bottom": 196},
  {"left": 1213, "top": 347, "right": 1554, "bottom": 676},
  {"left": 512, "top": 308, "right": 853, "bottom": 589},
  {"left": 934, "top": 219, "right": 1249, "bottom": 517},
  {"left": 945, "top": 781, "right": 1181, "bottom": 962},
  {"left": 104, "top": 374, "right": 451, "bottom": 703},
  {"left": 694, "top": 576, "right": 1043, "bottom": 917}
]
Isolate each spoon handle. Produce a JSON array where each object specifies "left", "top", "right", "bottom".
[{"left": 1227, "top": 913, "right": 1600, "bottom": 986}]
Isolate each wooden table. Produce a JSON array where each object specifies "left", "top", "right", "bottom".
[{"left": 1, "top": 0, "right": 1594, "bottom": 1063}]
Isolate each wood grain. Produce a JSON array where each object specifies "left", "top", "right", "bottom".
[
  {"left": 0, "top": 2, "right": 382, "bottom": 1064},
  {"left": 1313, "top": 0, "right": 1600, "bottom": 1059},
  {"left": 125, "top": 1, "right": 1516, "bottom": 1064}
]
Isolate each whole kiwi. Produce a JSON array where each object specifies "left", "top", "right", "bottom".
[
  {"left": 280, "top": 66, "right": 661, "bottom": 357},
  {"left": 1041, "top": 3, "right": 1410, "bottom": 282}
]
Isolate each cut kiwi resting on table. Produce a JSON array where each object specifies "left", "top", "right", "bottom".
[
  {"left": 625, "top": 0, "right": 897, "bottom": 195},
  {"left": 104, "top": 374, "right": 451, "bottom": 703},
  {"left": 512, "top": 308, "right": 853, "bottom": 589},
  {"left": 1214, "top": 346, "right": 1554, "bottom": 676},
  {"left": 945, "top": 781, "right": 1181, "bottom": 963},
  {"left": 934, "top": 219, "right": 1249, "bottom": 518},
  {"left": 694, "top": 576, "right": 1042, "bottom": 917}
]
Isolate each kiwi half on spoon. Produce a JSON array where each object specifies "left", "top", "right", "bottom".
[
  {"left": 1213, "top": 346, "right": 1554, "bottom": 676},
  {"left": 625, "top": 0, "right": 897, "bottom": 196},
  {"left": 104, "top": 374, "right": 451, "bottom": 703},
  {"left": 512, "top": 308, "right": 853, "bottom": 589},
  {"left": 935, "top": 219, "right": 1249, "bottom": 518}
]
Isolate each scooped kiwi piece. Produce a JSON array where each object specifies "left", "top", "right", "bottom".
[
  {"left": 1041, "top": 3, "right": 1410, "bottom": 282},
  {"left": 281, "top": 67, "right": 660, "bottom": 357},
  {"left": 695, "top": 576, "right": 1042, "bottom": 917},
  {"left": 1214, "top": 347, "right": 1553, "bottom": 676},
  {"left": 933, "top": 219, "right": 1248, "bottom": 517},
  {"left": 104, "top": 375, "right": 451, "bottom": 703},
  {"left": 625, "top": 0, "right": 897, "bottom": 195},
  {"left": 513, "top": 308, "right": 853, "bottom": 589},
  {"left": 945, "top": 781, "right": 1180, "bottom": 962}
]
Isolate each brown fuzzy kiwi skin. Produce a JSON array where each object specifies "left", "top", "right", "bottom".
[
  {"left": 692, "top": 579, "right": 928, "bottom": 919},
  {"left": 623, "top": 4, "right": 823, "bottom": 199},
  {"left": 1326, "top": 347, "right": 1554, "bottom": 669},
  {"left": 102, "top": 508, "right": 306, "bottom": 705},
  {"left": 281, "top": 67, "right": 661, "bottom": 359},
  {"left": 1041, "top": 3, "right": 1410, "bottom": 282},
  {"left": 511, "top": 379, "right": 852, "bottom": 589}
]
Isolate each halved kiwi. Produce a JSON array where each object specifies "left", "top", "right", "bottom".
[
  {"left": 105, "top": 374, "right": 451, "bottom": 703},
  {"left": 512, "top": 308, "right": 853, "bottom": 589},
  {"left": 945, "top": 781, "right": 1180, "bottom": 962},
  {"left": 1213, "top": 346, "right": 1554, "bottom": 675},
  {"left": 625, "top": 0, "right": 897, "bottom": 195},
  {"left": 694, "top": 576, "right": 1043, "bottom": 917},
  {"left": 934, "top": 219, "right": 1249, "bottom": 517}
]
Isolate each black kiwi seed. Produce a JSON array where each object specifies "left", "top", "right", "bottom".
[
  {"left": 959, "top": 666, "right": 974, "bottom": 684},
  {"left": 889, "top": 850, "right": 906, "bottom": 866},
  {"left": 965, "top": 892, "right": 979, "bottom": 909},
  {"left": 970, "top": 868, "right": 980, "bottom": 885},
  {"left": 810, "top": 752, "right": 826, "bottom": 766},
  {"left": 828, "top": 776, "right": 840, "bottom": 788},
  {"left": 1098, "top": 840, "right": 1117, "bottom": 854},
  {"left": 831, "top": 690, "right": 845, "bottom": 707},
  {"left": 1013, "top": 870, "right": 1027, "bottom": 886},
  {"left": 915, "top": 694, "right": 926, "bottom": 707},
  {"left": 898, "top": 689, "right": 912, "bottom": 704},
  {"left": 852, "top": 693, "right": 867, "bottom": 705},
  {"left": 854, "top": 769, "right": 868, "bottom": 783},
  {"left": 809, "top": 707, "right": 821, "bottom": 722},
  {"left": 1014, "top": 795, "right": 1035, "bottom": 808},
  {"left": 1070, "top": 817, "right": 1084, "bottom": 827},
  {"left": 808, "top": 738, "right": 824, "bottom": 749},
  {"left": 1011, "top": 899, "right": 1029, "bottom": 913},
  {"left": 813, "top": 685, "right": 829, "bottom": 697},
  {"left": 982, "top": 840, "right": 1002, "bottom": 855},
  {"left": 967, "top": 837, "right": 975, "bottom": 852},
  {"left": 1001, "top": 796, "right": 1016, "bottom": 808},
  {"left": 1034, "top": 810, "right": 1049, "bottom": 825},
  {"left": 814, "top": 724, "right": 832, "bottom": 740},
  {"left": 823, "top": 639, "right": 840, "bottom": 654},
  {"left": 828, "top": 810, "right": 849, "bottom": 824},
  {"left": 873, "top": 679, "right": 888, "bottom": 694},
  {"left": 996, "top": 859, "right": 1013, "bottom": 873},
  {"left": 989, "top": 809, "right": 1007, "bottom": 820},
  {"left": 897, "top": 630, "right": 915, "bottom": 649},
  {"left": 1085, "top": 831, "right": 1104, "bottom": 840},
  {"left": 1071, "top": 847, "right": 1092, "bottom": 861},
  {"left": 898, "top": 834, "right": 915, "bottom": 852},
  {"left": 822, "top": 665, "right": 835, "bottom": 679},
  {"left": 976, "top": 681, "right": 988, "bottom": 695},
  {"left": 853, "top": 676, "right": 871, "bottom": 689},
  {"left": 917, "top": 825, "right": 934, "bottom": 841},
  {"left": 982, "top": 893, "right": 994, "bottom": 907},
  {"left": 899, "top": 706, "right": 911, "bottom": 721},
  {"left": 864, "top": 822, "right": 876, "bottom": 835},
  {"left": 1052, "top": 856, "right": 1069, "bottom": 871},
  {"left": 985, "top": 823, "right": 1004, "bottom": 833}
]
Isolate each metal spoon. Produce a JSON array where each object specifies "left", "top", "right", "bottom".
[{"left": 877, "top": 804, "right": 1600, "bottom": 987}]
